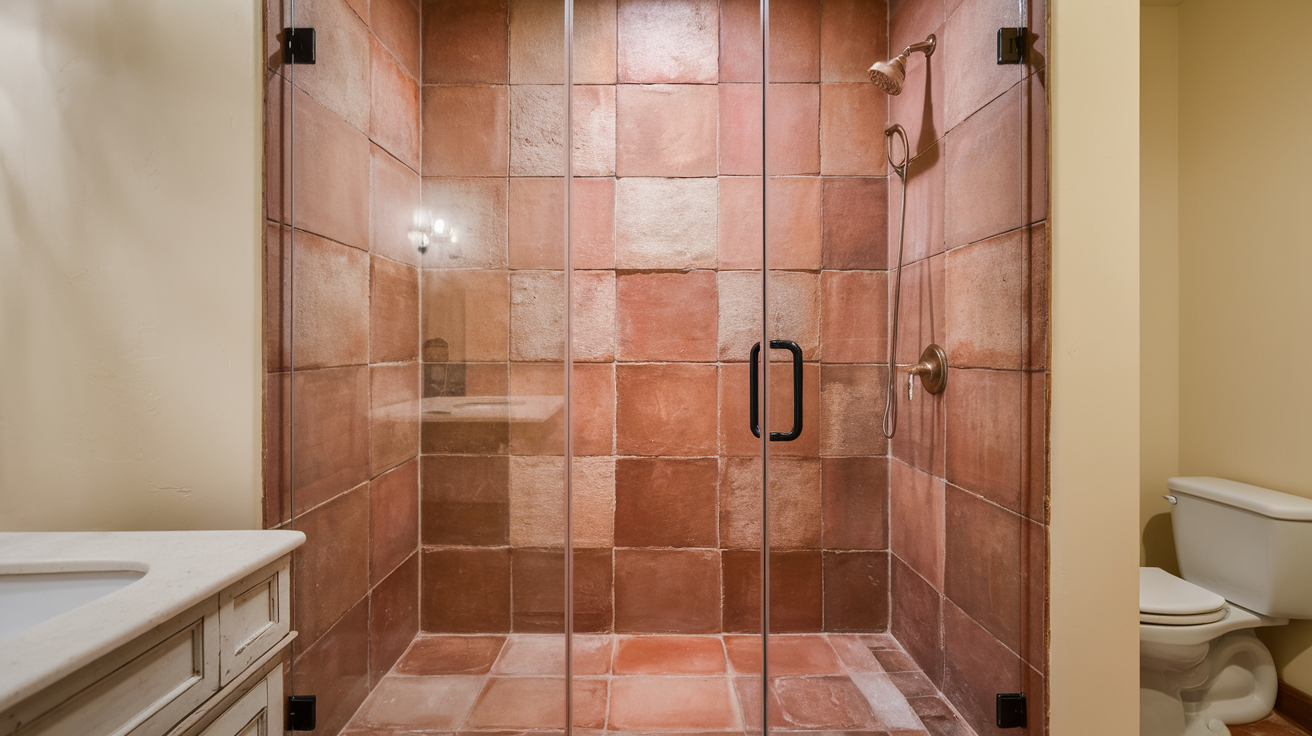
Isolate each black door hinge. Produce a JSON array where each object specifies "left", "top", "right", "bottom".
[
  {"left": 997, "top": 692, "right": 1027, "bottom": 728},
  {"left": 287, "top": 695, "right": 317, "bottom": 731},
  {"left": 284, "top": 28, "right": 316, "bottom": 65},
  {"left": 997, "top": 27, "right": 1027, "bottom": 64}
]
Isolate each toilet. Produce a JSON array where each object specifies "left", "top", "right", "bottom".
[{"left": 1141, "top": 477, "right": 1312, "bottom": 736}]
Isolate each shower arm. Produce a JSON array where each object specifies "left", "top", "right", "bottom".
[{"left": 901, "top": 37, "right": 937, "bottom": 60}]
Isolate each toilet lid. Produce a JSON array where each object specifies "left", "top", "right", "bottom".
[
  {"left": 1140, "top": 608, "right": 1228, "bottom": 625},
  {"left": 1140, "top": 568, "right": 1228, "bottom": 625}
]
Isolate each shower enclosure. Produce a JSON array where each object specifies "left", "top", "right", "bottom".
[{"left": 263, "top": 0, "right": 1048, "bottom": 733}]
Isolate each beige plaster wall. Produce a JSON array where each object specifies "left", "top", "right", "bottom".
[
  {"left": 1139, "top": 0, "right": 1312, "bottom": 693},
  {"left": 1139, "top": 5, "right": 1182, "bottom": 574},
  {"left": 1049, "top": 0, "right": 1142, "bottom": 732},
  {"left": 0, "top": 0, "right": 263, "bottom": 530},
  {"left": 1175, "top": 0, "right": 1312, "bottom": 693}
]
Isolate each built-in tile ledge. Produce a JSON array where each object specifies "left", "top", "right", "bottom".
[{"left": 419, "top": 395, "right": 563, "bottom": 423}]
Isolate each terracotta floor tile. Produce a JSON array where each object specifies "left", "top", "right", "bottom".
[
  {"left": 608, "top": 676, "right": 742, "bottom": 732},
  {"left": 574, "top": 636, "right": 618, "bottom": 675},
  {"left": 491, "top": 634, "right": 612, "bottom": 676},
  {"left": 731, "top": 676, "right": 763, "bottom": 726},
  {"left": 344, "top": 633, "right": 954, "bottom": 735},
  {"left": 827, "top": 635, "right": 887, "bottom": 673},
  {"left": 849, "top": 673, "right": 929, "bottom": 731},
  {"left": 351, "top": 675, "right": 484, "bottom": 729},
  {"left": 753, "top": 676, "right": 930, "bottom": 732},
  {"left": 464, "top": 677, "right": 607, "bottom": 730},
  {"left": 768, "top": 732, "right": 896, "bottom": 736},
  {"left": 396, "top": 636, "right": 506, "bottom": 675},
  {"left": 612, "top": 636, "right": 728, "bottom": 675},
  {"left": 725, "top": 635, "right": 844, "bottom": 675},
  {"left": 342, "top": 728, "right": 453, "bottom": 736},
  {"left": 582, "top": 733, "right": 738, "bottom": 736},
  {"left": 907, "top": 696, "right": 974, "bottom": 736},
  {"left": 919, "top": 716, "right": 972, "bottom": 736},
  {"left": 771, "top": 676, "right": 883, "bottom": 730},
  {"left": 341, "top": 728, "right": 449, "bottom": 736}
]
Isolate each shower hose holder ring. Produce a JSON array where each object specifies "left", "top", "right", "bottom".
[{"left": 906, "top": 344, "right": 948, "bottom": 395}]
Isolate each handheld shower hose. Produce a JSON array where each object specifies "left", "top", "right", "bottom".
[{"left": 881, "top": 124, "right": 911, "bottom": 440}]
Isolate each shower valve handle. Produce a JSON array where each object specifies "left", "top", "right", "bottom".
[{"left": 905, "top": 344, "right": 948, "bottom": 396}]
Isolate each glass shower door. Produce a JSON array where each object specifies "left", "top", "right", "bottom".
[
  {"left": 266, "top": 0, "right": 1054, "bottom": 732},
  {"left": 272, "top": 0, "right": 573, "bottom": 730},
  {"left": 879, "top": 0, "right": 1050, "bottom": 733},
  {"left": 753, "top": 0, "right": 898, "bottom": 728},
  {"left": 589, "top": 0, "right": 768, "bottom": 730}
]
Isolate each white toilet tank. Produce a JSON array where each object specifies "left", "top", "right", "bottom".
[{"left": 1170, "top": 477, "right": 1312, "bottom": 619}]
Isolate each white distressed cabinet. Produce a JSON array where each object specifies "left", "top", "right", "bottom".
[{"left": 1, "top": 557, "right": 293, "bottom": 736}]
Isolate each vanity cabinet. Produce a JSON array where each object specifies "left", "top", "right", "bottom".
[
  {"left": 195, "top": 671, "right": 281, "bottom": 736},
  {"left": 1, "top": 557, "right": 293, "bottom": 736}
]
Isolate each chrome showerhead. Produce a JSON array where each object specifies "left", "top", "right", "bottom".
[{"left": 868, "top": 34, "right": 936, "bottom": 96}]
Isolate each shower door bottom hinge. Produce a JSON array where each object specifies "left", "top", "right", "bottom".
[
  {"left": 287, "top": 695, "right": 317, "bottom": 731},
  {"left": 283, "top": 27, "right": 316, "bottom": 65},
  {"left": 997, "top": 27, "right": 1027, "bottom": 64},
  {"left": 996, "top": 692, "right": 1027, "bottom": 728}
]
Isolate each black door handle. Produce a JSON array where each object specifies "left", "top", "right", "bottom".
[{"left": 750, "top": 340, "right": 803, "bottom": 442}]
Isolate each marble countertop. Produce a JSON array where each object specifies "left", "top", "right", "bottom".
[{"left": 0, "top": 530, "right": 304, "bottom": 711}]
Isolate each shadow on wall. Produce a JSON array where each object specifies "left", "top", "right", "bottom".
[
  {"left": 1142, "top": 513, "right": 1178, "bottom": 575},
  {"left": 1261, "top": 620, "right": 1312, "bottom": 685}
]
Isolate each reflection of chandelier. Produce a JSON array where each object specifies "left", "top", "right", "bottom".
[{"left": 408, "top": 209, "right": 459, "bottom": 259}]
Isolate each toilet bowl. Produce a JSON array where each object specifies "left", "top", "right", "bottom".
[
  {"left": 1140, "top": 568, "right": 1284, "bottom": 736},
  {"left": 1140, "top": 477, "right": 1312, "bottom": 736}
]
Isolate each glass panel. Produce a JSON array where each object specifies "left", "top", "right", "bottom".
[
  {"left": 875, "top": 0, "right": 1049, "bottom": 734},
  {"left": 414, "top": 0, "right": 573, "bottom": 726},
  {"left": 761, "top": 0, "right": 1049, "bottom": 733},
  {"left": 762, "top": 0, "right": 833, "bottom": 729},
  {"left": 571, "top": 0, "right": 767, "bottom": 730},
  {"left": 274, "top": 0, "right": 571, "bottom": 730},
  {"left": 279, "top": 0, "right": 430, "bottom": 727}
]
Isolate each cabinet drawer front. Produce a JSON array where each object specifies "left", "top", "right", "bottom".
[
  {"left": 219, "top": 560, "right": 289, "bottom": 685},
  {"left": 21, "top": 616, "right": 218, "bottom": 736},
  {"left": 198, "top": 665, "right": 282, "bottom": 736}
]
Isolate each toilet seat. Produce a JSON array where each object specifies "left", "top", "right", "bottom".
[
  {"left": 1141, "top": 609, "right": 1228, "bottom": 625},
  {"left": 1140, "top": 567, "right": 1227, "bottom": 625}
]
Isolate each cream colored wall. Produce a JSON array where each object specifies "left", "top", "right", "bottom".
[
  {"left": 1139, "top": 5, "right": 1182, "bottom": 574},
  {"left": 1049, "top": 0, "right": 1142, "bottom": 732},
  {"left": 1175, "top": 0, "right": 1312, "bottom": 693},
  {"left": 0, "top": 0, "right": 263, "bottom": 530}
]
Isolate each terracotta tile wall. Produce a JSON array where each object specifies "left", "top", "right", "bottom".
[
  {"left": 884, "top": 0, "right": 1049, "bottom": 734},
  {"left": 415, "top": 0, "right": 895, "bottom": 637},
  {"left": 264, "top": 0, "right": 423, "bottom": 731}
]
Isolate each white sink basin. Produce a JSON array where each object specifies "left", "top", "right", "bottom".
[{"left": 0, "top": 570, "right": 145, "bottom": 643}]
